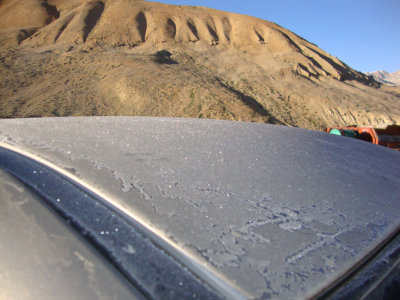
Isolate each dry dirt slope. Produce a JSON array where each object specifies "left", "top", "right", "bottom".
[{"left": 0, "top": 0, "right": 399, "bottom": 130}]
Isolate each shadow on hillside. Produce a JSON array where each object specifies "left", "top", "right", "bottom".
[
  {"left": 215, "top": 78, "right": 282, "bottom": 124},
  {"left": 154, "top": 50, "right": 177, "bottom": 65}
]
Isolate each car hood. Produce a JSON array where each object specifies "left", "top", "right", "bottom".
[{"left": 0, "top": 117, "right": 399, "bottom": 299}]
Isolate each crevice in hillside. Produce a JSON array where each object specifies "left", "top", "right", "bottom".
[
  {"left": 295, "top": 63, "right": 320, "bottom": 82},
  {"left": 302, "top": 45, "right": 378, "bottom": 85},
  {"left": 206, "top": 17, "right": 219, "bottom": 43},
  {"left": 254, "top": 30, "right": 265, "bottom": 44},
  {"left": 254, "top": 24, "right": 266, "bottom": 44},
  {"left": 135, "top": 12, "right": 147, "bottom": 42},
  {"left": 42, "top": 0, "right": 60, "bottom": 24},
  {"left": 54, "top": 14, "right": 75, "bottom": 43},
  {"left": 222, "top": 18, "right": 232, "bottom": 42},
  {"left": 83, "top": 1, "right": 105, "bottom": 42},
  {"left": 276, "top": 30, "right": 301, "bottom": 52},
  {"left": 187, "top": 18, "right": 199, "bottom": 40},
  {"left": 17, "top": 28, "right": 39, "bottom": 44},
  {"left": 299, "top": 56, "right": 326, "bottom": 76},
  {"left": 166, "top": 18, "right": 176, "bottom": 39},
  {"left": 215, "top": 78, "right": 282, "bottom": 124},
  {"left": 306, "top": 46, "right": 346, "bottom": 73}
]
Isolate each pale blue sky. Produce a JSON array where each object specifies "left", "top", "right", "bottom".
[{"left": 153, "top": 0, "right": 400, "bottom": 73}]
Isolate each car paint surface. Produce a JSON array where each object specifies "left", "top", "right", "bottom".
[{"left": 0, "top": 117, "right": 399, "bottom": 299}]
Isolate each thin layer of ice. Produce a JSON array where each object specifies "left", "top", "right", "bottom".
[{"left": 1, "top": 116, "right": 399, "bottom": 299}]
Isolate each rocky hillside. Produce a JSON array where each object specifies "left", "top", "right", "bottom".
[{"left": 1, "top": 0, "right": 399, "bottom": 129}]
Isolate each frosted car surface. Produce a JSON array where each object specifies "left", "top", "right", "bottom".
[{"left": 0, "top": 117, "right": 399, "bottom": 299}]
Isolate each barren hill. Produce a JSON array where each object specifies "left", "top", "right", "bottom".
[{"left": 1, "top": 0, "right": 399, "bottom": 129}]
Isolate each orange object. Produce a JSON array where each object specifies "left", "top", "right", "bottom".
[{"left": 326, "top": 125, "right": 400, "bottom": 151}]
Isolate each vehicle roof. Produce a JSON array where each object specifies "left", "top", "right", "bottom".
[{"left": 1, "top": 117, "right": 399, "bottom": 299}]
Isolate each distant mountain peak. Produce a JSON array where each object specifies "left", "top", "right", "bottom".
[{"left": 367, "top": 70, "right": 400, "bottom": 86}]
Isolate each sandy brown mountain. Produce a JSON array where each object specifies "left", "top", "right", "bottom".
[{"left": 1, "top": 0, "right": 399, "bottom": 129}]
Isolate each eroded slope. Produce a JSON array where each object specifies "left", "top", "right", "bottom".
[{"left": 0, "top": 0, "right": 399, "bottom": 129}]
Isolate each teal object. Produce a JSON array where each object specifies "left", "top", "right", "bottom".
[
  {"left": 329, "top": 128, "right": 342, "bottom": 136},
  {"left": 329, "top": 128, "right": 358, "bottom": 139}
]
